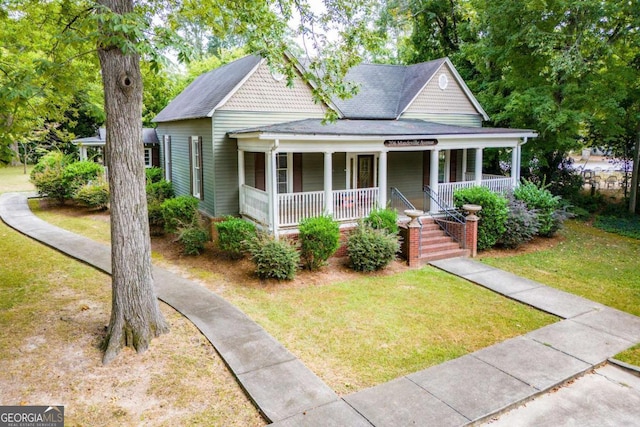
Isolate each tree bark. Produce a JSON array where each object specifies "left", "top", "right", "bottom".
[{"left": 97, "top": 0, "right": 168, "bottom": 365}]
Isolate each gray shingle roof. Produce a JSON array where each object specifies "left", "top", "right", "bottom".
[
  {"left": 152, "top": 55, "right": 463, "bottom": 122},
  {"left": 230, "top": 119, "right": 535, "bottom": 138},
  {"left": 332, "top": 59, "right": 446, "bottom": 119},
  {"left": 73, "top": 128, "right": 158, "bottom": 144},
  {"left": 153, "top": 55, "right": 262, "bottom": 123}
]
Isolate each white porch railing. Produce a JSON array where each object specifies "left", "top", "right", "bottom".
[
  {"left": 437, "top": 177, "right": 514, "bottom": 209},
  {"left": 464, "top": 172, "right": 507, "bottom": 181},
  {"left": 241, "top": 186, "right": 380, "bottom": 229},
  {"left": 333, "top": 187, "right": 379, "bottom": 222},
  {"left": 279, "top": 190, "right": 325, "bottom": 227},
  {"left": 241, "top": 185, "right": 269, "bottom": 225}
]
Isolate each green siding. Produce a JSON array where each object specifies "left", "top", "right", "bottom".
[
  {"left": 212, "top": 111, "right": 325, "bottom": 216},
  {"left": 388, "top": 152, "right": 424, "bottom": 206},
  {"left": 332, "top": 153, "right": 347, "bottom": 190},
  {"left": 400, "top": 112, "right": 483, "bottom": 127},
  {"left": 155, "top": 119, "right": 214, "bottom": 216}
]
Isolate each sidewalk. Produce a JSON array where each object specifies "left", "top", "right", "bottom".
[{"left": 2, "top": 192, "right": 640, "bottom": 426}]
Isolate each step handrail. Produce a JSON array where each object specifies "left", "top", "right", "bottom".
[
  {"left": 390, "top": 187, "right": 416, "bottom": 212},
  {"left": 423, "top": 185, "right": 467, "bottom": 248}
]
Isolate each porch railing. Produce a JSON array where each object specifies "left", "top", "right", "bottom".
[
  {"left": 279, "top": 190, "right": 325, "bottom": 227},
  {"left": 438, "top": 176, "right": 514, "bottom": 209},
  {"left": 332, "top": 187, "right": 379, "bottom": 222},
  {"left": 390, "top": 187, "right": 416, "bottom": 212},
  {"left": 424, "top": 185, "right": 467, "bottom": 247},
  {"left": 241, "top": 184, "right": 269, "bottom": 225}
]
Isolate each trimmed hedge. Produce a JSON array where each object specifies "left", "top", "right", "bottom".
[
  {"left": 299, "top": 215, "right": 340, "bottom": 270},
  {"left": 30, "top": 151, "right": 73, "bottom": 202},
  {"left": 347, "top": 224, "right": 400, "bottom": 272},
  {"left": 246, "top": 233, "right": 300, "bottom": 280},
  {"left": 145, "top": 167, "right": 163, "bottom": 184},
  {"left": 161, "top": 195, "right": 200, "bottom": 233},
  {"left": 177, "top": 225, "right": 209, "bottom": 255},
  {"left": 215, "top": 216, "right": 257, "bottom": 259},
  {"left": 74, "top": 180, "right": 110, "bottom": 210},
  {"left": 365, "top": 208, "right": 399, "bottom": 234},
  {"left": 499, "top": 195, "right": 539, "bottom": 249},
  {"left": 454, "top": 186, "right": 508, "bottom": 251}
]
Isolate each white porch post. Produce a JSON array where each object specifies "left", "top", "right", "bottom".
[
  {"left": 80, "top": 146, "right": 88, "bottom": 161},
  {"left": 324, "top": 151, "right": 333, "bottom": 215},
  {"left": 475, "top": 148, "right": 483, "bottom": 185},
  {"left": 511, "top": 145, "right": 518, "bottom": 187},
  {"left": 430, "top": 148, "right": 439, "bottom": 214},
  {"left": 378, "top": 150, "right": 387, "bottom": 208},
  {"left": 238, "top": 149, "right": 245, "bottom": 215},
  {"left": 462, "top": 149, "right": 468, "bottom": 180},
  {"left": 267, "top": 150, "right": 279, "bottom": 237}
]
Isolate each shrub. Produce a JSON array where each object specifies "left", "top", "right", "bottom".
[
  {"left": 454, "top": 186, "right": 508, "bottom": 251},
  {"left": 74, "top": 180, "right": 110, "bottom": 210},
  {"left": 146, "top": 179, "right": 174, "bottom": 202},
  {"left": 30, "top": 151, "right": 72, "bottom": 202},
  {"left": 215, "top": 216, "right": 257, "bottom": 259},
  {"left": 347, "top": 224, "right": 400, "bottom": 272},
  {"left": 365, "top": 208, "right": 399, "bottom": 234},
  {"left": 498, "top": 194, "right": 539, "bottom": 249},
  {"left": 62, "top": 160, "right": 104, "bottom": 196},
  {"left": 161, "top": 195, "right": 200, "bottom": 233},
  {"left": 246, "top": 233, "right": 299, "bottom": 280},
  {"left": 146, "top": 167, "right": 163, "bottom": 184},
  {"left": 514, "top": 179, "right": 563, "bottom": 237},
  {"left": 298, "top": 215, "right": 340, "bottom": 270},
  {"left": 177, "top": 225, "right": 209, "bottom": 255}
]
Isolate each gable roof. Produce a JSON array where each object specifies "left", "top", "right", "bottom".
[
  {"left": 153, "top": 55, "right": 488, "bottom": 122},
  {"left": 153, "top": 55, "right": 262, "bottom": 123}
]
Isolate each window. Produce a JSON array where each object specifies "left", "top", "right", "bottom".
[
  {"left": 190, "top": 136, "right": 203, "bottom": 200},
  {"left": 276, "top": 153, "right": 290, "bottom": 193},
  {"left": 163, "top": 135, "right": 172, "bottom": 181},
  {"left": 144, "top": 148, "right": 153, "bottom": 168}
]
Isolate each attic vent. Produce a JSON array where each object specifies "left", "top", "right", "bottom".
[{"left": 438, "top": 73, "right": 449, "bottom": 90}]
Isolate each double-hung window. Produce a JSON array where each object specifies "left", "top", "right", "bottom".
[
  {"left": 276, "top": 153, "right": 290, "bottom": 193},
  {"left": 190, "top": 136, "right": 203, "bottom": 200},
  {"left": 143, "top": 148, "right": 153, "bottom": 168}
]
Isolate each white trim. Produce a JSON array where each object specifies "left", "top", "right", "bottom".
[
  {"left": 144, "top": 147, "right": 153, "bottom": 168},
  {"left": 231, "top": 131, "right": 538, "bottom": 142},
  {"left": 191, "top": 136, "right": 201, "bottom": 199},
  {"left": 206, "top": 58, "right": 265, "bottom": 117}
]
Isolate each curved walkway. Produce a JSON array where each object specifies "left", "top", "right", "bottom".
[{"left": 2, "top": 191, "right": 640, "bottom": 426}]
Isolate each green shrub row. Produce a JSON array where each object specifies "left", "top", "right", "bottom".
[
  {"left": 453, "top": 180, "right": 568, "bottom": 251},
  {"left": 30, "top": 151, "right": 105, "bottom": 204}
]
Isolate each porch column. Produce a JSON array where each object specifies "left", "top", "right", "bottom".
[
  {"left": 429, "top": 149, "right": 439, "bottom": 214},
  {"left": 324, "top": 151, "right": 333, "bottom": 215},
  {"left": 462, "top": 149, "right": 468, "bottom": 180},
  {"left": 267, "top": 150, "right": 279, "bottom": 237},
  {"left": 378, "top": 150, "right": 387, "bottom": 208},
  {"left": 475, "top": 148, "right": 483, "bottom": 185},
  {"left": 238, "top": 149, "right": 245, "bottom": 215},
  {"left": 511, "top": 145, "right": 518, "bottom": 187},
  {"left": 80, "top": 146, "right": 88, "bottom": 161}
]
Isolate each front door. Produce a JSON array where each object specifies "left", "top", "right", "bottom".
[{"left": 357, "top": 155, "right": 374, "bottom": 188}]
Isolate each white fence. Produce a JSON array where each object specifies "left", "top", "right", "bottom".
[{"left": 278, "top": 190, "right": 325, "bottom": 227}]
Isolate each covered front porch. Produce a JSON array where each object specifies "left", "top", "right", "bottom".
[{"left": 230, "top": 119, "right": 536, "bottom": 234}]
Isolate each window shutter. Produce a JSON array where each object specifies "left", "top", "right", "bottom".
[
  {"left": 293, "top": 153, "right": 303, "bottom": 193},
  {"left": 189, "top": 136, "right": 193, "bottom": 195},
  {"left": 198, "top": 136, "right": 204, "bottom": 200}
]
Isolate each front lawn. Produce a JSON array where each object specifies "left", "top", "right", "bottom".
[
  {"left": 29, "top": 199, "right": 556, "bottom": 394},
  {"left": 480, "top": 220, "right": 640, "bottom": 366},
  {"left": 0, "top": 165, "right": 34, "bottom": 192}
]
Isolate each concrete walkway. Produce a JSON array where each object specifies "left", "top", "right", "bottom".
[{"left": 2, "top": 191, "right": 640, "bottom": 426}]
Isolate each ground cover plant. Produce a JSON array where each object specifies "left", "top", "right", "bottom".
[
  {"left": 29, "top": 198, "right": 557, "bottom": 394},
  {"left": 480, "top": 220, "right": 640, "bottom": 366},
  {"left": 0, "top": 201, "right": 262, "bottom": 426}
]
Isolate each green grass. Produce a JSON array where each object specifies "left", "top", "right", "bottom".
[
  {"left": 481, "top": 221, "right": 640, "bottom": 317},
  {"left": 594, "top": 214, "right": 640, "bottom": 239},
  {"left": 0, "top": 165, "right": 34, "bottom": 193},
  {"left": 226, "top": 268, "right": 555, "bottom": 393},
  {"left": 28, "top": 199, "right": 112, "bottom": 244},
  {"left": 481, "top": 220, "right": 640, "bottom": 367}
]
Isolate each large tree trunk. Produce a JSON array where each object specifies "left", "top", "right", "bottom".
[{"left": 98, "top": 0, "right": 168, "bottom": 365}]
